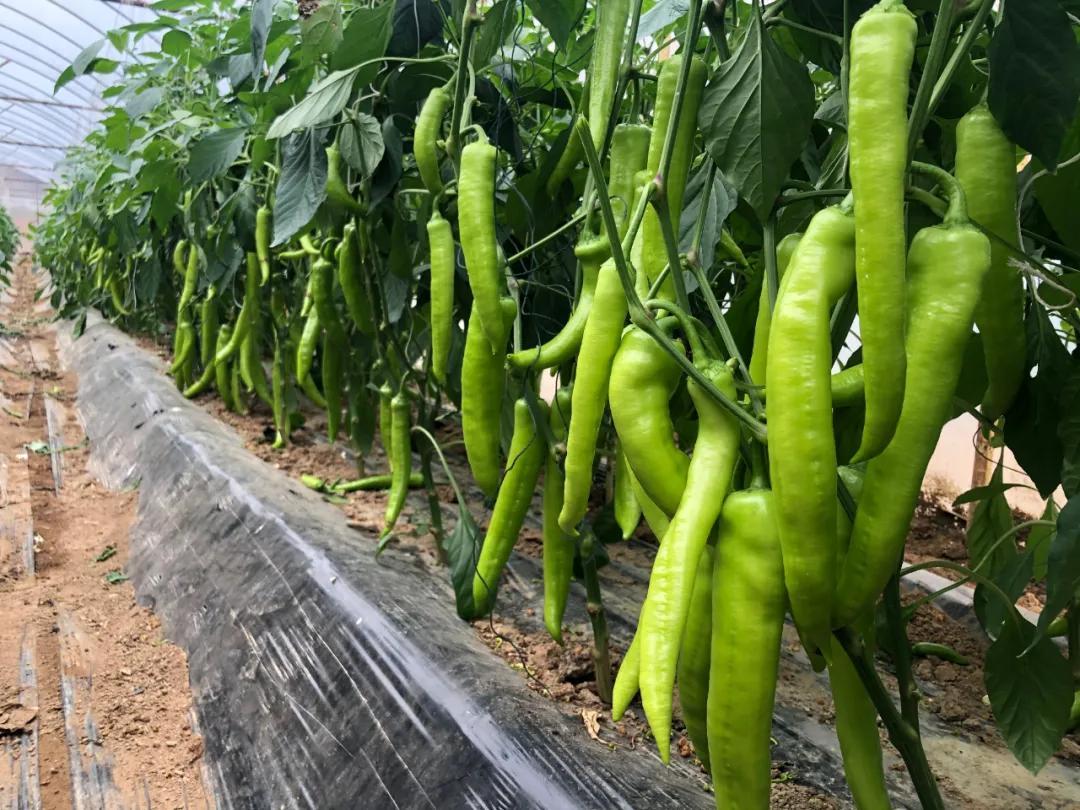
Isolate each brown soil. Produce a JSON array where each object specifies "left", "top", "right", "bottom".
[
  {"left": 0, "top": 258, "right": 211, "bottom": 809},
  {"left": 906, "top": 488, "right": 1048, "bottom": 614}
]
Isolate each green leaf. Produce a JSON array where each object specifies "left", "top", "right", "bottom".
[
  {"left": 985, "top": 617, "right": 1072, "bottom": 774},
  {"left": 1005, "top": 306, "right": 1070, "bottom": 498},
  {"left": 954, "top": 479, "right": 1020, "bottom": 508},
  {"left": 126, "top": 87, "right": 164, "bottom": 119},
  {"left": 1036, "top": 496, "right": 1080, "bottom": 638},
  {"left": 679, "top": 164, "right": 738, "bottom": 272},
  {"left": 988, "top": 0, "right": 1080, "bottom": 169},
  {"left": 473, "top": 0, "right": 518, "bottom": 67},
  {"left": 387, "top": 0, "right": 446, "bottom": 57},
  {"left": 301, "top": 1, "right": 344, "bottom": 57},
  {"left": 188, "top": 128, "right": 248, "bottom": 183},
  {"left": 339, "top": 113, "right": 384, "bottom": 178},
  {"left": 445, "top": 508, "right": 482, "bottom": 620},
  {"left": 522, "top": 0, "right": 586, "bottom": 51},
  {"left": 267, "top": 66, "right": 360, "bottom": 139},
  {"left": 271, "top": 129, "right": 328, "bottom": 246},
  {"left": 251, "top": 0, "right": 274, "bottom": 72},
  {"left": 161, "top": 29, "right": 192, "bottom": 58},
  {"left": 332, "top": 3, "right": 393, "bottom": 76},
  {"left": 1059, "top": 365, "right": 1080, "bottom": 499},
  {"left": 72, "top": 39, "right": 105, "bottom": 76},
  {"left": 1029, "top": 499, "right": 1059, "bottom": 581},
  {"left": 699, "top": 12, "right": 815, "bottom": 221},
  {"left": 967, "top": 465, "right": 1016, "bottom": 574}
]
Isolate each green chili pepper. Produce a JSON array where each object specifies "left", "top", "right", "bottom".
[
  {"left": 296, "top": 307, "right": 321, "bottom": 385},
  {"left": 707, "top": 488, "right": 786, "bottom": 807},
  {"left": 543, "top": 388, "right": 575, "bottom": 643},
  {"left": 955, "top": 103, "right": 1026, "bottom": 420},
  {"left": 612, "top": 624, "right": 642, "bottom": 721},
  {"left": 312, "top": 256, "right": 346, "bottom": 441},
  {"left": 415, "top": 86, "right": 451, "bottom": 196},
  {"left": 256, "top": 205, "right": 272, "bottom": 285},
  {"left": 271, "top": 330, "right": 288, "bottom": 449},
  {"left": 326, "top": 142, "right": 364, "bottom": 215},
  {"left": 336, "top": 472, "right": 424, "bottom": 494},
  {"left": 559, "top": 259, "right": 627, "bottom": 534},
  {"left": 748, "top": 232, "right": 801, "bottom": 385},
  {"left": 199, "top": 290, "right": 219, "bottom": 369},
  {"left": 613, "top": 442, "right": 641, "bottom": 541},
  {"left": 184, "top": 253, "right": 260, "bottom": 398},
  {"left": 459, "top": 136, "right": 504, "bottom": 350},
  {"left": 848, "top": 0, "right": 917, "bottom": 462},
  {"left": 172, "top": 239, "right": 189, "bottom": 277},
  {"left": 677, "top": 543, "right": 714, "bottom": 772},
  {"left": 170, "top": 321, "right": 196, "bottom": 376},
  {"left": 831, "top": 364, "right": 866, "bottom": 408},
  {"left": 379, "top": 382, "right": 395, "bottom": 464},
  {"left": 630, "top": 472, "right": 669, "bottom": 541},
  {"left": 383, "top": 392, "right": 412, "bottom": 535},
  {"left": 586, "top": 0, "right": 629, "bottom": 151},
  {"left": 473, "top": 398, "right": 549, "bottom": 615},
  {"left": 462, "top": 297, "right": 516, "bottom": 497},
  {"left": 338, "top": 221, "right": 376, "bottom": 335},
  {"left": 609, "top": 327, "right": 689, "bottom": 518},
  {"left": 215, "top": 324, "right": 235, "bottom": 411},
  {"left": 428, "top": 210, "right": 456, "bottom": 384},
  {"left": 637, "top": 361, "right": 740, "bottom": 762},
  {"left": 767, "top": 204, "right": 855, "bottom": 656},
  {"left": 835, "top": 210, "right": 990, "bottom": 628},
  {"left": 640, "top": 54, "right": 708, "bottom": 300}
]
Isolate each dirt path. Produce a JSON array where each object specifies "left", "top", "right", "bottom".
[{"left": 0, "top": 257, "right": 212, "bottom": 810}]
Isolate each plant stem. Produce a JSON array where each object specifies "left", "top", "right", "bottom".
[
  {"left": 766, "top": 17, "right": 844, "bottom": 44},
  {"left": 884, "top": 572, "right": 921, "bottom": 727},
  {"left": 580, "top": 531, "right": 613, "bottom": 704},
  {"left": 776, "top": 188, "right": 850, "bottom": 207},
  {"left": 834, "top": 627, "right": 947, "bottom": 810},
  {"left": 929, "top": 0, "right": 994, "bottom": 114},
  {"left": 907, "top": 0, "right": 958, "bottom": 160},
  {"left": 447, "top": 0, "right": 481, "bottom": 165}
]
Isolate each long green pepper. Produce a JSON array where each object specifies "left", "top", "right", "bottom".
[
  {"left": 459, "top": 137, "right": 504, "bottom": 350},
  {"left": 632, "top": 361, "right": 740, "bottom": 762},
  {"left": 955, "top": 103, "right": 1026, "bottom": 420},
  {"left": 543, "top": 388, "right": 575, "bottom": 643},
  {"left": 835, "top": 208, "right": 990, "bottom": 627},
  {"left": 848, "top": 0, "right": 917, "bottom": 462},
  {"left": 473, "top": 398, "right": 548, "bottom": 615}
]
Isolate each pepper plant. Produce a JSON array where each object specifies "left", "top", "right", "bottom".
[{"left": 32, "top": 0, "right": 1080, "bottom": 806}]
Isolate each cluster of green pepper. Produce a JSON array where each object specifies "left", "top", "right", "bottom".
[
  {"left": 34, "top": 0, "right": 1044, "bottom": 803},
  {"left": 442, "top": 0, "right": 1026, "bottom": 806}
]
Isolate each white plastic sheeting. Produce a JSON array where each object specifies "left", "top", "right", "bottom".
[{"left": 0, "top": 0, "right": 155, "bottom": 226}]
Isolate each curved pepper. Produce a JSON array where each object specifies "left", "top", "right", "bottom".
[
  {"left": 834, "top": 219, "right": 990, "bottom": 628},
  {"left": 955, "top": 103, "right": 1026, "bottom": 420},
  {"left": 559, "top": 259, "right": 627, "bottom": 534},
  {"left": 415, "top": 86, "right": 451, "bottom": 196},
  {"left": 767, "top": 204, "right": 855, "bottom": 656},
  {"left": 637, "top": 361, "right": 740, "bottom": 762},
  {"left": 473, "top": 398, "right": 549, "bottom": 615},
  {"left": 462, "top": 297, "right": 516, "bottom": 497},
  {"left": 609, "top": 327, "right": 688, "bottom": 517}
]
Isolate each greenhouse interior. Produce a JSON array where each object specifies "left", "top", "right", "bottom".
[{"left": 0, "top": 0, "right": 1078, "bottom": 808}]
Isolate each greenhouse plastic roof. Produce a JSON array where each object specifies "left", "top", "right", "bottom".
[{"left": 0, "top": 0, "right": 156, "bottom": 221}]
